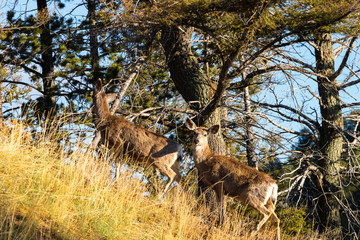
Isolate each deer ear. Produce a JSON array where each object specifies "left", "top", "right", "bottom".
[
  {"left": 94, "top": 78, "right": 103, "bottom": 93},
  {"left": 208, "top": 125, "right": 219, "bottom": 134},
  {"left": 185, "top": 117, "right": 197, "bottom": 130}
]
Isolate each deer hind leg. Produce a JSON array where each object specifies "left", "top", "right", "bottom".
[
  {"left": 171, "top": 159, "right": 182, "bottom": 184},
  {"left": 254, "top": 205, "right": 272, "bottom": 232},
  {"left": 271, "top": 212, "right": 281, "bottom": 240},
  {"left": 267, "top": 201, "right": 280, "bottom": 240},
  {"left": 170, "top": 159, "right": 183, "bottom": 194},
  {"left": 263, "top": 198, "right": 281, "bottom": 240},
  {"left": 155, "top": 163, "right": 177, "bottom": 199},
  {"left": 158, "top": 155, "right": 182, "bottom": 199}
]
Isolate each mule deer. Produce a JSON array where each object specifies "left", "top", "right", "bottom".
[
  {"left": 185, "top": 117, "right": 280, "bottom": 239},
  {"left": 93, "top": 79, "right": 182, "bottom": 197}
]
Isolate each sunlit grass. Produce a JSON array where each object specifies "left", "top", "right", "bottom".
[{"left": 0, "top": 120, "right": 322, "bottom": 239}]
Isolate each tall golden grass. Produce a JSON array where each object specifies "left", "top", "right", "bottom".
[{"left": 0, "top": 120, "right": 321, "bottom": 239}]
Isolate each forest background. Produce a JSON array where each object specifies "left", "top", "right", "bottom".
[{"left": 1, "top": 0, "right": 360, "bottom": 239}]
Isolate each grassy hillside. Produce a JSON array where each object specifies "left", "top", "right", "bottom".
[{"left": 0, "top": 121, "right": 320, "bottom": 240}]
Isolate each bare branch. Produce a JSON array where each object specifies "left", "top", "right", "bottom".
[
  {"left": 0, "top": 80, "right": 43, "bottom": 94},
  {"left": 253, "top": 101, "right": 320, "bottom": 129},
  {"left": 332, "top": 37, "right": 357, "bottom": 80},
  {"left": 110, "top": 58, "right": 144, "bottom": 115}
]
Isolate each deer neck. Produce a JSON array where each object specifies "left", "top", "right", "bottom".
[
  {"left": 193, "top": 142, "right": 213, "bottom": 165},
  {"left": 94, "top": 92, "right": 111, "bottom": 120}
]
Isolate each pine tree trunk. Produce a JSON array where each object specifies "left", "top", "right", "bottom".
[
  {"left": 88, "top": 0, "right": 100, "bottom": 81},
  {"left": 315, "top": 33, "right": 342, "bottom": 233},
  {"left": 37, "top": 0, "right": 56, "bottom": 118}
]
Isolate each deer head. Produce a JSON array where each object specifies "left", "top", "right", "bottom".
[{"left": 185, "top": 117, "right": 219, "bottom": 145}]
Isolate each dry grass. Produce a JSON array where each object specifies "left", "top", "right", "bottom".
[{"left": 0, "top": 120, "right": 322, "bottom": 240}]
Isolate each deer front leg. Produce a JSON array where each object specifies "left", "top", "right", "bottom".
[{"left": 213, "top": 182, "right": 225, "bottom": 225}]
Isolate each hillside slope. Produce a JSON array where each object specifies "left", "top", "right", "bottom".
[{"left": 0, "top": 121, "right": 316, "bottom": 239}]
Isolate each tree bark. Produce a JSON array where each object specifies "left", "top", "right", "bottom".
[
  {"left": 88, "top": 0, "right": 100, "bottom": 81},
  {"left": 315, "top": 33, "right": 343, "bottom": 233},
  {"left": 37, "top": 0, "right": 56, "bottom": 118},
  {"left": 160, "top": 27, "right": 211, "bottom": 110},
  {"left": 244, "top": 85, "right": 257, "bottom": 169}
]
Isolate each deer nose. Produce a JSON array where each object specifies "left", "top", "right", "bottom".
[{"left": 194, "top": 139, "right": 199, "bottom": 144}]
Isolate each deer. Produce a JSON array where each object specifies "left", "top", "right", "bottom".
[
  {"left": 93, "top": 78, "right": 183, "bottom": 198},
  {"left": 185, "top": 117, "right": 280, "bottom": 240}
]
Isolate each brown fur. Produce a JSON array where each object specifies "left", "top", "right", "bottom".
[
  {"left": 93, "top": 79, "right": 182, "bottom": 197},
  {"left": 185, "top": 117, "right": 280, "bottom": 240}
]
